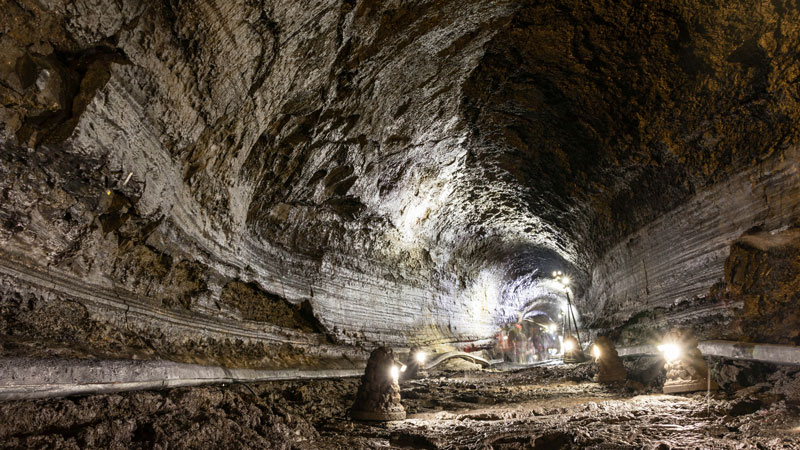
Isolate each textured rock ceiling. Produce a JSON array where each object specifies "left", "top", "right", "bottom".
[{"left": 1, "top": 0, "right": 799, "bottom": 361}]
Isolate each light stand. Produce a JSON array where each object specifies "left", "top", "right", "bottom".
[{"left": 553, "top": 271, "right": 585, "bottom": 363}]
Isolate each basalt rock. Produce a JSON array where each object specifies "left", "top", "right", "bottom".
[
  {"left": 350, "top": 347, "right": 405, "bottom": 421},
  {"left": 592, "top": 336, "right": 626, "bottom": 384},
  {"left": 724, "top": 228, "right": 800, "bottom": 345},
  {"left": 1, "top": 0, "right": 800, "bottom": 366}
]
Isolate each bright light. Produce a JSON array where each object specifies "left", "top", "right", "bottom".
[
  {"left": 390, "top": 365, "right": 400, "bottom": 383},
  {"left": 548, "top": 324, "right": 557, "bottom": 333},
  {"left": 657, "top": 343, "right": 681, "bottom": 363},
  {"left": 562, "top": 277, "right": 570, "bottom": 286},
  {"left": 415, "top": 352, "right": 426, "bottom": 364},
  {"left": 552, "top": 271, "right": 557, "bottom": 276},
  {"left": 592, "top": 345, "right": 601, "bottom": 359},
  {"left": 563, "top": 340, "right": 575, "bottom": 352}
]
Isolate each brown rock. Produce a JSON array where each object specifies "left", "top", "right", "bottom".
[
  {"left": 350, "top": 347, "right": 406, "bottom": 421},
  {"left": 592, "top": 336, "right": 626, "bottom": 384}
]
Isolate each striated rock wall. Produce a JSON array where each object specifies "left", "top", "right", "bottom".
[
  {"left": 3, "top": 0, "right": 800, "bottom": 366},
  {"left": 0, "top": 0, "right": 523, "bottom": 365},
  {"left": 587, "top": 148, "right": 800, "bottom": 342}
]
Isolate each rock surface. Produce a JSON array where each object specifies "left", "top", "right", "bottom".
[
  {"left": 350, "top": 346, "right": 405, "bottom": 421},
  {"left": 0, "top": 363, "right": 798, "bottom": 449},
  {"left": 2, "top": 0, "right": 800, "bottom": 366}
]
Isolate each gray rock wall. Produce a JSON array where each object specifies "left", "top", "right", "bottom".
[
  {"left": 586, "top": 147, "right": 800, "bottom": 333},
  {"left": 3, "top": 0, "right": 800, "bottom": 365}
]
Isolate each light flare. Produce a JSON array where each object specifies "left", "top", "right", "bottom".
[{"left": 657, "top": 343, "right": 681, "bottom": 363}]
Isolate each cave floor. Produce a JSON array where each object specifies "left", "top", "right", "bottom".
[{"left": 0, "top": 362, "right": 798, "bottom": 449}]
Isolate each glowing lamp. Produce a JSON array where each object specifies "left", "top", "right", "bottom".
[
  {"left": 657, "top": 343, "right": 681, "bottom": 363},
  {"left": 548, "top": 323, "right": 557, "bottom": 333},
  {"left": 562, "top": 335, "right": 584, "bottom": 364},
  {"left": 562, "top": 277, "right": 570, "bottom": 286},
  {"left": 415, "top": 352, "right": 426, "bottom": 364},
  {"left": 592, "top": 345, "right": 601, "bottom": 360},
  {"left": 390, "top": 365, "right": 400, "bottom": 383},
  {"left": 659, "top": 328, "right": 718, "bottom": 394}
]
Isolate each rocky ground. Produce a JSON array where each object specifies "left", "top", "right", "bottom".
[{"left": 0, "top": 359, "right": 798, "bottom": 449}]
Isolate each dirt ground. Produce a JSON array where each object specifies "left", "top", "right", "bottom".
[{"left": 0, "top": 360, "right": 798, "bottom": 449}]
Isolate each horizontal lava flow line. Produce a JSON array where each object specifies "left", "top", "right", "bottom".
[
  {"left": 2, "top": 341, "right": 797, "bottom": 401},
  {"left": 0, "top": 358, "right": 363, "bottom": 401},
  {"left": 617, "top": 340, "right": 800, "bottom": 365}
]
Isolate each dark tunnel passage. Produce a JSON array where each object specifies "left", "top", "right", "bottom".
[{"left": 1, "top": 0, "right": 800, "bottom": 448}]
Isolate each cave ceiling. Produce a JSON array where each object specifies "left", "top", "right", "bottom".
[{"left": 1, "top": 0, "right": 799, "bottom": 346}]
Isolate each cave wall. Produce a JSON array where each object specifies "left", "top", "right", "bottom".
[
  {"left": 2, "top": 0, "right": 800, "bottom": 367},
  {"left": 586, "top": 147, "right": 800, "bottom": 343},
  {"left": 1, "top": 0, "right": 524, "bottom": 365}
]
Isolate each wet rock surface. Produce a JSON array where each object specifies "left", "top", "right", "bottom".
[{"left": 1, "top": 363, "right": 798, "bottom": 449}]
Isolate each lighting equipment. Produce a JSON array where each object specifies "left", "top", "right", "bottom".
[
  {"left": 659, "top": 328, "right": 718, "bottom": 394},
  {"left": 657, "top": 343, "right": 681, "bottom": 363},
  {"left": 390, "top": 365, "right": 400, "bottom": 383},
  {"left": 553, "top": 271, "right": 585, "bottom": 363},
  {"left": 548, "top": 323, "right": 557, "bottom": 334},
  {"left": 562, "top": 335, "right": 582, "bottom": 364},
  {"left": 415, "top": 352, "right": 426, "bottom": 363},
  {"left": 592, "top": 345, "right": 601, "bottom": 360}
]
